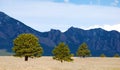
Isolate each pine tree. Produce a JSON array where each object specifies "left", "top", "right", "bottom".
[
  {"left": 114, "top": 53, "right": 119, "bottom": 57},
  {"left": 76, "top": 42, "right": 91, "bottom": 57},
  {"left": 12, "top": 33, "right": 43, "bottom": 61},
  {"left": 52, "top": 42, "right": 73, "bottom": 63},
  {"left": 100, "top": 54, "right": 106, "bottom": 57}
]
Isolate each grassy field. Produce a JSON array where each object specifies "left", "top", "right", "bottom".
[{"left": 0, "top": 56, "right": 120, "bottom": 70}]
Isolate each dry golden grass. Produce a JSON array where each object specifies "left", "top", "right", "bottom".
[{"left": 0, "top": 56, "right": 120, "bottom": 70}]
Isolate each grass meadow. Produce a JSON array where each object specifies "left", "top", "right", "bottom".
[{"left": 0, "top": 56, "right": 120, "bottom": 70}]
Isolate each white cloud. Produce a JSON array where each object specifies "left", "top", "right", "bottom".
[
  {"left": 86, "top": 24, "right": 120, "bottom": 32},
  {"left": 115, "top": 0, "right": 119, "bottom": 4},
  {"left": 64, "top": 0, "right": 69, "bottom": 3},
  {"left": 0, "top": 1, "right": 120, "bottom": 32},
  {"left": 111, "top": 0, "right": 119, "bottom": 6}
]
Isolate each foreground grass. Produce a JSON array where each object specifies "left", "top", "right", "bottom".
[{"left": 0, "top": 56, "right": 120, "bottom": 70}]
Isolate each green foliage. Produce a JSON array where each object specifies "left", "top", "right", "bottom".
[
  {"left": 12, "top": 33, "right": 43, "bottom": 61},
  {"left": 76, "top": 42, "right": 91, "bottom": 57},
  {"left": 100, "top": 54, "right": 106, "bottom": 57},
  {"left": 114, "top": 53, "right": 119, "bottom": 57},
  {"left": 52, "top": 42, "right": 73, "bottom": 63}
]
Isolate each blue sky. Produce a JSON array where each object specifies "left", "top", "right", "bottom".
[{"left": 0, "top": 0, "right": 120, "bottom": 32}]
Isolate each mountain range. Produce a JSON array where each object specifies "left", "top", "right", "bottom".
[{"left": 0, "top": 12, "right": 120, "bottom": 56}]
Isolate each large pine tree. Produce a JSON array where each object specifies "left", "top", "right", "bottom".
[
  {"left": 76, "top": 42, "right": 91, "bottom": 57},
  {"left": 52, "top": 42, "right": 73, "bottom": 62},
  {"left": 12, "top": 33, "right": 43, "bottom": 61}
]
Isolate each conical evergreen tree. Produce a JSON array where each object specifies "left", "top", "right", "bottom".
[
  {"left": 114, "top": 53, "right": 119, "bottom": 57},
  {"left": 76, "top": 42, "right": 91, "bottom": 57},
  {"left": 100, "top": 54, "right": 106, "bottom": 57},
  {"left": 52, "top": 42, "right": 73, "bottom": 62}
]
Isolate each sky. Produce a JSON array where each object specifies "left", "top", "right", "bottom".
[{"left": 0, "top": 0, "right": 120, "bottom": 32}]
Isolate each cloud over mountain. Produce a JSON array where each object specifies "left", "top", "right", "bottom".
[
  {"left": 0, "top": 0, "right": 120, "bottom": 32},
  {"left": 86, "top": 24, "right": 120, "bottom": 32}
]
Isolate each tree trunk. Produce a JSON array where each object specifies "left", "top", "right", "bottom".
[
  {"left": 25, "top": 56, "right": 28, "bottom": 61},
  {"left": 83, "top": 56, "right": 85, "bottom": 58},
  {"left": 61, "top": 60, "right": 63, "bottom": 63}
]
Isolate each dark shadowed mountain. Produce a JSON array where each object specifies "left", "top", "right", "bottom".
[{"left": 0, "top": 12, "right": 120, "bottom": 56}]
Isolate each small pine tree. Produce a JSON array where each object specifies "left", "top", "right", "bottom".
[
  {"left": 52, "top": 42, "right": 73, "bottom": 63},
  {"left": 114, "top": 53, "right": 119, "bottom": 57},
  {"left": 12, "top": 33, "right": 43, "bottom": 61},
  {"left": 76, "top": 42, "right": 91, "bottom": 58},
  {"left": 100, "top": 54, "right": 106, "bottom": 57}
]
